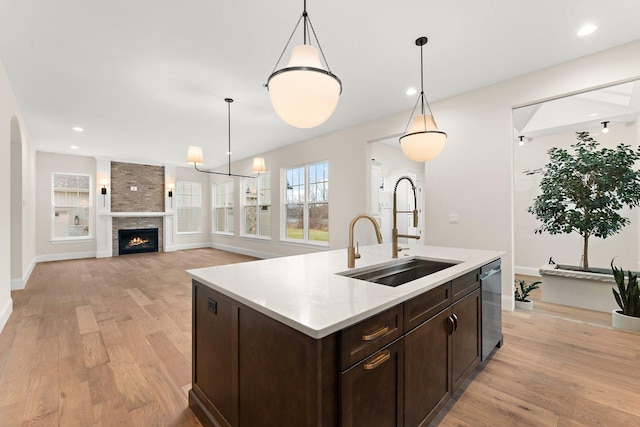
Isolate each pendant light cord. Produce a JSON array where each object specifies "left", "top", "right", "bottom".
[
  {"left": 227, "top": 99, "right": 231, "bottom": 176},
  {"left": 266, "top": 0, "right": 335, "bottom": 78},
  {"left": 403, "top": 38, "right": 438, "bottom": 133}
]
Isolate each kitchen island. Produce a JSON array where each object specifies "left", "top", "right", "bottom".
[{"left": 187, "top": 244, "right": 503, "bottom": 427}]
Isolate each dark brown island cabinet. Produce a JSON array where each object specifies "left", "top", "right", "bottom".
[{"left": 189, "top": 265, "right": 501, "bottom": 427}]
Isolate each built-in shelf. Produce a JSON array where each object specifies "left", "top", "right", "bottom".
[{"left": 99, "top": 212, "right": 174, "bottom": 217}]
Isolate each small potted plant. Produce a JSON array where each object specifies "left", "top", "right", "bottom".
[
  {"left": 514, "top": 279, "right": 541, "bottom": 311},
  {"left": 611, "top": 261, "right": 640, "bottom": 332}
]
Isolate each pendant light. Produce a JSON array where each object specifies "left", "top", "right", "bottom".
[
  {"left": 265, "top": 0, "right": 341, "bottom": 129},
  {"left": 186, "top": 98, "right": 266, "bottom": 178},
  {"left": 399, "top": 37, "right": 447, "bottom": 162}
]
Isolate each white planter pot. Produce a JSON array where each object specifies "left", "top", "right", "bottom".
[
  {"left": 612, "top": 310, "right": 640, "bottom": 332},
  {"left": 515, "top": 299, "right": 534, "bottom": 311},
  {"left": 539, "top": 264, "right": 618, "bottom": 313}
]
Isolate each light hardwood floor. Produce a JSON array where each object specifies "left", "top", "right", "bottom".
[{"left": 1, "top": 249, "right": 640, "bottom": 426}]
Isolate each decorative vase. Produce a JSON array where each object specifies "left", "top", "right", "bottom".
[
  {"left": 515, "top": 299, "right": 534, "bottom": 311},
  {"left": 612, "top": 310, "right": 640, "bottom": 332}
]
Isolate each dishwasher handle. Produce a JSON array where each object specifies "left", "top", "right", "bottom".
[{"left": 480, "top": 260, "right": 501, "bottom": 280}]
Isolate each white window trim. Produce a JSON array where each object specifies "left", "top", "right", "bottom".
[
  {"left": 176, "top": 181, "right": 202, "bottom": 234},
  {"left": 241, "top": 172, "right": 272, "bottom": 240},
  {"left": 51, "top": 172, "right": 94, "bottom": 242},
  {"left": 280, "top": 161, "right": 329, "bottom": 247},
  {"left": 213, "top": 180, "right": 235, "bottom": 235}
]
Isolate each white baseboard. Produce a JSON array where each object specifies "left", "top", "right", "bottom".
[
  {"left": 173, "top": 242, "right": 211, "bottom": 251},
  {"left": 514, "top": 266, "right": 541, "bottom": 277},
  {"left": 11, "top": 258, "right": 37, "bottom": 290},
  {"left": 210, "top": 242, "right": 279, "bottom": 260},
  {"left": 164, "top": 244, "right": 177, "bottom": 252},
  {"left": 96, "top": 250, "right": 112, "bottom": 258},
  {"left": 35, "top": 251, "right": 97, "bottom": 263},
  {"left": 0, "top": 296, "right": 13, "bottom": 334}
]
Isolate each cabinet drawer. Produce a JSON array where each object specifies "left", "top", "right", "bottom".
[
  {"left": 452, "top": 270, "right": 479, "bottom": 302},
  {"left": 404, "top": 282, "right": 452, "bottom": 331},
  {"left": 340, "top": 305, "right": 403, "bottom": 370}
]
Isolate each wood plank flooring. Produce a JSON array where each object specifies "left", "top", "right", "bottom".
[{"left": 1, "top": 249, "right": 640, "bottom": 426}]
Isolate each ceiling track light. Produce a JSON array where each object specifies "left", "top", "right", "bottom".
[
  {"left": 601, "top": 121, "right": 610, "bottom": 134},
  {"left": 399, "top": 36, "right": 447, "bottom": 162},
  {"left": 186, "top": 98, "right": 266, "bottom": 179},
  {"left": 265, "top": 0, "right": 342, "bottom": 128}
]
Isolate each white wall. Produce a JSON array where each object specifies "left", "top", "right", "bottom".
[
  {"left": 1, "top": 59, "right": 36, "bottom": 331},
  {"left": 514, "top": 124, "right": 639, "bottom": 274},
  {"left": 35, "top": 152, "right": 97, "bottom": 260}
]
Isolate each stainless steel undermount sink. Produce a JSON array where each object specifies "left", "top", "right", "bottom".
[{"left": 338, "top": 257, "right": 459, "bottom": 287}]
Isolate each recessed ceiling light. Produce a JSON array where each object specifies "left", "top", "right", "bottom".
[
  {"left": 588, "top": 112, "right": 598, "bottom": 117},
  {"left": 72, "top": 127, "right": 84, "bottom": 132},
  {"left": 577, "top": 23, "right": 597, "bottom": 37},
  {"left": 70, "top": 145, "right": 79, "bottom": 150},
  {"left": 406, "top": 88, "right": 417, "bottom": 96}
]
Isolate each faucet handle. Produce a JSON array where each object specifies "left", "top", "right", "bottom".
[{"left": 355, "top": 242, "right": 361, "bottom": 259}]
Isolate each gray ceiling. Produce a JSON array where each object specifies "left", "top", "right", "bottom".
[{"left": 2, "top": 0, "right": 640, "bottom": 167}]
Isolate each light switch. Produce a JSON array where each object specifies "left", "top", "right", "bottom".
[
  {"left": 130, "top": 186, "right": 137, "bottom": 191},
  {"left": 449, "top": 214, "right": 459, "bottom": 224}
]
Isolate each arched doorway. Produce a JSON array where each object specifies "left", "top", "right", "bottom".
[{"left": 10, "top": 116, "right": 22, "bottom": 286}]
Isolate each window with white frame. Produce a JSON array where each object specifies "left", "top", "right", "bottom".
[
  {"left": 283, "top": 161, "right": 328, "bottom": 243},
  {"left": 214, "top": 180, "right": 234, "bottom": 234},
  {"left": 176, "top": 181, "right": 201, "bottom": 233},
  {"left": 242, "top": 172, "right": 271, "bottom": 238},
  {"left": 52, "top": 173, "right": 92, "bottom": 240}
]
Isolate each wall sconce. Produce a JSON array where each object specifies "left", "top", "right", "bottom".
[
  {"left": 168, "top": 183, "right": 174, "bottom": 208},
  {"left": 601, "top": 121, "right": 610, "bottom": 134},
  {"left": 100, "top": 178, "right": 108, "bottom": 207}
]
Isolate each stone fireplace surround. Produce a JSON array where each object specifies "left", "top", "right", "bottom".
[{"left": 96, "top": 160, "right": 176, "bottom": 258}]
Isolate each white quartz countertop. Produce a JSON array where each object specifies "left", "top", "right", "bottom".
[{"left": 187, "top": 244, "right": 503, "bottom": 339}]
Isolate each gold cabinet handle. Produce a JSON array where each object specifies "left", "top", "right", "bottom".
[
  {"left": 362, "top": 326, "right": 389, "bottom": 341},
  {"left": 364, "top": 350, "right": 391, "bottom": 370}
]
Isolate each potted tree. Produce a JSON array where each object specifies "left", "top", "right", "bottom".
[
  {"left": 526, "top": 131, "right": 640, "bottom": 312},
  {"left": 611, "top": 261, "right": 640, "bottom": 332},
  {"left": 514, "top": 280, "right": 541, "bottom": 311}
]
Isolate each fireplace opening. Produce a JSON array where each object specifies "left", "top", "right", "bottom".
[{"left": 118, "top": 228, "right": 159, "bottom": 255}]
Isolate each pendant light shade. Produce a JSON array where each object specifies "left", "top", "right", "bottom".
[
  {"left": 186, "top": 146, "right": 204, "bottom": 165},
  {"left": 399, "top": 37, "right": 447, "bottom": 162},
  {"left": 266, "top": 1, "right": 341, "bottom": 129},
  {"left": 185, "top": 98, "right": 266, "bottom": 178},
  {"left": 252, "top": 157, "right": 266, "bottom": 174},
  {"left": 400, "top": 115, "right": 447, "bottom": 162},
  {"left": 268, "top": 45, "right": 341, "bottom": 128}
]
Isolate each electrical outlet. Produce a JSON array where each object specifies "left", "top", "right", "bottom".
[
  {"left": 207, "top": 298, "right": 217, "bottom": 315},
  {"left": 449, "top": 214, "right": 459, "bottom": 224}
]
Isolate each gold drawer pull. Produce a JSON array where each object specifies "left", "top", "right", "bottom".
[
  {"left": 364, "top": 350, "right": 391, "bottom": 370},
  {"left": 362, "top": 326, "right": 389, "bottom": 341}
]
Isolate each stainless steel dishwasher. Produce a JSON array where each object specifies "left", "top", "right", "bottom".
[{"left": 480, "top": 259, "right": 503, "bottom": 360}]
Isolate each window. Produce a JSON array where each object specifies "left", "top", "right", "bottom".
[
  {"left": 52, "top": 173, "right": 92, "bottom": 240},
  {"left": 242, "top": 172, "right": 271, "bottom": 238},
  {"left": 214, "top": 180, "right": 234, "bottom": 234},
  {"left": 176, "top": 181, "right": 201, "bottom": 233},
  {"left": 284, "top": 161, "right": 329, "bottom": 244}
]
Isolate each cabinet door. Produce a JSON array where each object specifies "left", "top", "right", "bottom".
[
  {"left": 193, "top": 284, "right": 236, "bottom": 427},
  {"left": 451, "top": 288, "right": 481, "bottom": 393},
  {"left": 341, "top": 340, "right": 404, "bottom": 427},
  {"left": 405, "top": 307, "right": 452, "bottom": 427}
]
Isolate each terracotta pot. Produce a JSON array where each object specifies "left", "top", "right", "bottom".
[
  {"left": 612, "top": 310, "right": 640, "bottom": 332},
  {"left": 515, "top": 299, "right": 534, "bottom": 311}
]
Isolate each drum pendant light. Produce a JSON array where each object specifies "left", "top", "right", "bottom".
[
  {"left": 265, "top": 0, "right": 342, "bottom": 129},
  {"left": 399, "top": 37, "right": 447, "bottom": 162}
]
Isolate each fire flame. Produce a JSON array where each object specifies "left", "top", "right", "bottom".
[{"left": 129, "top": 237, "right": 149, "bottom": 247}]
